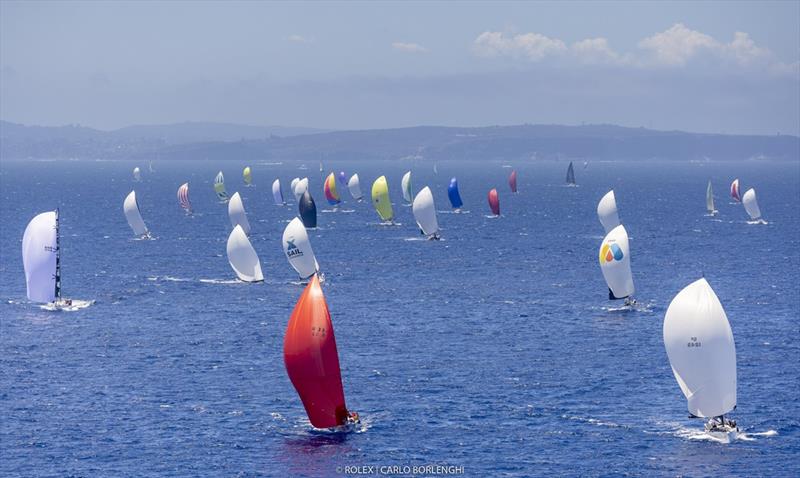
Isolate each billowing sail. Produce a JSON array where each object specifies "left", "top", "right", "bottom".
[
  {"left": 730, "top": 179, "right": 740, "bottom": 202},
  {"left": 299, "top": 191, "right": 318, "bottom": 228},
  {"left": 22, "top": 211, "right": 58, "bottom": 303},
  {"left": 133, "top": 167, "right": 141, "bottom": 181},
  {"left": 706, "top": 181, "right": 716, "bottom": 214},
  {"left": 508, "top": 171, "right": 518, "bottom": 193},
  {"left": 177, "top": 182, "right": 192, "bottom": 213},
  {"left": 412, "top": 186, "right": 439, "bottom": 237},
  {"left": 294, "top": 177, "right": 309, "bottom": 202},
  {"left": 214, "top": 171, "right": 229, "bottom": 202},
  {"left": 243, "top": 166, "right": 253, "bottom": 186},
  {"left": 599, "top": 225, "right": 634, "bottom": 300},
  {"left": 123, "top": 190, "right": 149, "bottom": 237},
  {"left": 272, "top": 179, "right": 285, "bottom": 205},
  {"left": 401, "top": 171, "right": 413, "bottom": 203},
  {"left": 566, "top": 162, "right": 576, "bottom": 185},
  {"left": 282, "top": 217, "right": 319, "bottom": 279},
  {"left": 291, "top": 177, "right": 300, "bottom": 195},
  {"left": 228, "top": 192, "right": 251, "bottom": 235},
  {"left": 347, "top": 174, "right": 363, "bottom": 201},
  {"left": 487, "top": 188, "right": 500, "bottom": 216},
  {"left": 226, "top": 225, "right": 264, "bottom": 282},
  {"left": 448, "top": 177, "right": 463, "bottom": 209},
  {"left": 284, "top": 274, "right": 350, "bottom": 428},
  {"left": 597, "top": 190, "right": 620, "bottom": 233},
  {"left": 324, "top": 173, "right": 341, "bottom": 206},
  {"left": 663, "top": 278, "right": 736, "bottom": 418},
  {"left": 371, "top": 176, "right": 393, "bottom": 222},
  {"left": 742, "top": 188, "right": 762, "bottom": 220}
]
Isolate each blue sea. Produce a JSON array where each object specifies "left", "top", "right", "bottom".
[{"left": 1, "top": 158, "right": 798, "bottom": 477}]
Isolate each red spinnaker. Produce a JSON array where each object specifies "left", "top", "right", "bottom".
[
  {"left": 488, "top": 188, "right": 500, "bottom": 215},
  {"left": 508, "top": 171, "right": 517, "bottom": 193},
  {"left": 284, "top": 274, "right": 349, "bottom": 428}
]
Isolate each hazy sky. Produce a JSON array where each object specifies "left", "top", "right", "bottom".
[{"left": 1, "top": 1, "right": 798, "bottom": 134}]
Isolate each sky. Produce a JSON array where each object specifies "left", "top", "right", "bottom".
[{"left": 1, "top": 1, "right": 798, "bottom": 135}]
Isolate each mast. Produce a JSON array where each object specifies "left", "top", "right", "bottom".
[{"left": 54, "top": 208, "right": 61, "bottom": 299}]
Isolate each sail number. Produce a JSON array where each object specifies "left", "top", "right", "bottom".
[
  {"left": 311, "top": 326, "right": 327, "bottom": 338},
  {"left": 687, "top": 336, "right": 702, "bottom": 348}
]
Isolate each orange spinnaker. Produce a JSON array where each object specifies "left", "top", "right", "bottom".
[{"left": 283, "top": 274, "right": 349, "bottom": 428}]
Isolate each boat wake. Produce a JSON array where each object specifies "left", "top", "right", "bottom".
[
  {"left": 40, "top": 299, "right": 95, "bottom": 311},
  {"left": 746, "top": 219, "right": 769, "bottom": 225},
  {"left": 148, "top": 275, "right": 193, "bottom": 283},
  {"left": 199, "top": 278, "right": 243, "bottom": 285},
  {"left": 484, "top": 215, "right": 501, "bottom": 219}
]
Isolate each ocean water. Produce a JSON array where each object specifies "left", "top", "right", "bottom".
[{"left": 1, "top": 158, "right": 798, "bottom": 477}]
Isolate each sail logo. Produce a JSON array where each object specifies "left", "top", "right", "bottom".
[
  {"left": 599, "top": 242, "right": 624, "bottom": 264},
  {"left": 286, "top": 239, "right": 303, "bottom": 258}
]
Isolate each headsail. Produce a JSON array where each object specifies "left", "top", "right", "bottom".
[
  {"left": 282, "top": 217, "right": 319, "bottom": 279},
  {"left": 226, "top": 225, "right": 264, "bottom": 282},
  {"left": 730, "top": 179, "right": 741, "bottom": 202},
  {"left": 663, "top": 278, "right": 736, "bottom": 418},
  {"left": 412, "top": 187, "right": 439, "bottom": 238},
  {"left": 293, "top": 177, "right": 309, "bottom": 203},
  {"left": 291, "top": 177, "right": 300, "bottom": 195},
  {"left": 123, "top": 190, "right": 149, "bottom": 237},
  {"left": 347, "top": 174, "right": 363, "bottom": 201},
  {"left": 177, "top": 182, "right": 192, "bottom": 214},
  {"left": 508, "top": 171, "right": 518, "bottom": 193},
  {"left": 706, "top": 181, "right": 717, "bottom": 214},
  {"left": 487, "top": 188, "right": 500, "bottom": 216},
  {"left": 133, "top": 167, "right": 141, "bottom": 182},
  {"left": 598, "top": 225, "right": 634, "bottom": 300},
  {"left": 371, "top": 176, "right": 394, "bottom": 222},
  {"left": 299, "top": 191, "right": 318, "bottom": 228},
  {"left": 22, "top": 211, "right": 59, "bottom": 303},
  {"left": 566, "top": 162, "right": 576, "bottom": 185},
  {"left": 272, "top": 179, "right": 285, "bottom": 205},
  {"left": 401, "top": 171, "right": 413, "bottom": 203},
  {"left": 742, "top": 188, "right": 762, "bottom": 221},
  {"left": 448, "top": 177, "right": 463, "bottom": 209},
  {"left": 214, "top": 171, "right": 229, "bottom": 202},
  {"left": 243, "top": 166, "right": 253, "bottom": 186},
  {"left": 284, "top": 274, "right": 350, "bottom": 428},
  {"left": 324, "top": 173, "right": 341, "bottom": 206},
  {"left": 228, "top": 192, "right": 251, "bottom": 235},
  {"left": 597, "top": 190, "right": 620, "bottom": 233}
]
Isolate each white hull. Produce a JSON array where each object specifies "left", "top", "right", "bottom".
[{"left": 41, "top": 298, "right": 95, "bottom": 311}]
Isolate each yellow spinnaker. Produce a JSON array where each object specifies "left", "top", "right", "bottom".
[
  {"left": 371, "top": 175, "right": 393, "bottom": 221},
  {"left": 243, "top": 166, "right": 252, "bottom": 185}
]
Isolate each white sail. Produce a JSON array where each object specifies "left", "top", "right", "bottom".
[
  {"left": 290, "top": 177, "right": 300, "bottom": 194},
  {"left": 22, "top": 211, "right": 58, "bottom": 303},
  {"left": 272, "top": 179, "right": 284, "bottom": 205},
  {"left": 282, "top": 217, "right": 319, "bottom": 279},
  {"left": 401, "top": 171, "right": 413, "bottom": 203},
  {"left": 742, "top": 188, "right": 762, "bottom": 220},
  {"left": 228, "top": 192, "right": 251, "bottom": 235},
  {"left": 348, "top": 173, "right": 363, "bottom": 200},
  {"left": 597, "top": 190, "right": 620, "bottom": 233},
  {"left": 123, "top": 190, "right": 149, "bottom": 236},
  {"left": 226, "top": 225, "right": 264, "bottom": 282},
  {"left": 598, "top": 224, "right": 634, "bottom": 300},
  {"left": 412, "top": 186, "right": 439, "bottom": 237},
  {"left": 293, "top": 177, "right": 309, "bottom": 202},
  {"left": 133, "top": 167, "right": 141, "bottom": 181},
  {"left": 706, "top": 181, "right": 716, "bottom": 214},
  {"left": 663, "top": 278, "right": 736, "bottom": 418}
]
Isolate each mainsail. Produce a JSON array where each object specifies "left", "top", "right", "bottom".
[
  {"left": 742, "top": 188, "right": 762, "bottom": 221},
  {"left": 706, "top": 181, "right": 717, "bottom": 215},
  {"left": 282, "top": 217, "right": 319, "bottom": 279},
  {"left": 226, "top": 225, "right": 264, "bottom": 282},
  {"left": 123, "top": 190, "right": 149, "bottom": 237},
  {"left": 272, "top": 179, "right": 285, "bottom": 205},
  {"left": 347, "top": 174, "right": 363, "bottom": 201},
  {"left": 412, "top": 186, "right": 439, "bottom": 238},
  {"left": 228, "top": 192, "right": 251, "bottom": 235},
  {"left": 448, "top": 177, "right": 463, "bottom": 209},
  {"left": 508, "top": 170, "right": 518, "bottom": 193},
  {"left": 566, "top": 162, "right": 576, "bottom": 185},
  {"left": 371, "top": 176, "right": 394, "bottom": 222},
  {"left": 487, "top": 188, "right": 500, "bottom": 216},
  {"left": 177, "top": 182, "right": 192, "bottom": 214},
  {"left": 730, "top": 179, "right": 741, "bottom": 202},
  {"left": 22, "top": 211, "right": 59, "bottom": 303},
  {"left": 299, "top": 191, "right": 318, "bottom": 228},
  {"left": 133, "top": 167, "right": 141, "bottom": 181},
  {"left": 214, "top": 171, "right": 229, "bottom": 202},
  {"left": 243, "top": 166, "right": 253, "bottom": 186},
  {"left": 291, "top": 177, "right": 300, "bottom": 195},
  {"left": 401, "top": 171, "right": 413, "bottom": 203},
  {"left": 324, "top": 173, "right": 341, "bottom": 206},
  {"left": 597, "top": 190, "right": 621, "bottom": 233},
  {"left": 598, "top": 225, "right": 634, "bottom": 300}
]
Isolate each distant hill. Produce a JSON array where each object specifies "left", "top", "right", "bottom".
[{"left": 1, "top": 121, "right": 797, "bottom": 161}]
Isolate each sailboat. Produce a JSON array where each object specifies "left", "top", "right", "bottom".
[
  {"left": 226, "top": 225, "right": 264, "bottom": 282},
  {"left": 597, "top": 190, "right": 621, "bottom": 233},
  {"left": 177, "top": 182, "right": 192, "bottom": 214},
  {"left": 433, "top": 163, "right": 438, "bottom": 174},
  {"left": 324, "top": 172, "right": 341, "bottom": 208},
  {"left": 214, "top": 171, "right": 229, "bottom": 203},
  {"left": 706, "top": 181, "right": 718, "bottom": 216},
  {"left": 371, "top": 176, "right": 395, "bottom": 224},
  {"left": 401, "top": 171, "right": 413, "bottom": 204},
  {"left": 448, "top": 177, "right": 463, "bottom": 212},
  {"left": 742, "top": 188, "right": 766, "bottom": 224},
  {"left": 133, "top": 167, "right": 141, "bottom": 182},
  {"left": 293, "top": 177, "right": 309, "bottom": 203},
  {"left": 272, "top": 179, "right": 286, "bottom": 205},
  {"left": 148, "top": 161, "right": 155, "bottom": 173},
  {"left": 243, "top": 166, "right": 253, "bottom": 186},
  {"left": 730, "top": 179, "right": 741, "bottom": 202},
  {"left": 22, "top": 210, "right": 92, "bottom": 310},
  {"left": 663, "top": 278, "right": 738, "bottom": 442},
  {"left": 299, "top": 190, "right": 318, "bottom": 228},
  {"left": 282, "top": 217, "right": 321, "bottom": 281},
  {"left": 487, "top": 188, "right": 500, "bottom": 216},
  {"left": 338, "top": 171, "right": 347, "bottom": 186},
  {"left": 228, "top": 192, "right": 251, "bottom": 235},
  {"left": 123, "top": 190, "right": 151, "bottom": 239},
  {"left": 566, "top": 161, "right": 576, "bottom": 186},
  {"left": 290, "top": 177, "right": 300, "bottom": 197},
  {"left": 347, "top": 174, "right": 363, "bottom": 201},
  {"left": 599, "top": 225, "right": 635, "bottom": 306},
  {"left": 508, "top": 170, "right": 518, "bottom": 193},
  {"left": 412, "top": 187, "right": 440, "bottom": 240},
  {"left": 319, "top": 161, "right": 324, "bottom": 173},
  {"left": 284, "top": 274, "right": 359, "bottom": 430}
]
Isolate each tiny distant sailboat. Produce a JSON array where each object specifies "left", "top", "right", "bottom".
[
  {"left": 226, "top": 225, "right": 264, "bottom": 282},
  {"left": 371, "top": 176, "right": 394, "bottom": 223},
  {"left": 299, "top": 190, "right": 318, "bottom": 228},
  {"left": 22, "top": 210, "right": 92, "bottom": 310},
  {"left": 293, "top": 177, "right": 309, "bottom": 203},
  {"left": 228, "top": 192, "right": 251, "bottom": 235},
  {"left": 338, "top": 171, "right": 347, "bottom": 186},
  {"left": 663, "top": 278, "right": 739, "bottom": 443},
  {"left": 133, "top": 167, "right": 141, "bottom": 182},
  {"left": 401, "top": 171, "right": 413, "bottom": 204},
  {"left": 272, "top": 179, "right": 286, "bottom": 205},
  {"left": 412, "top": 187, "right": 440, "bottom": 240},
  {"left": 599, "top": 225, "right": 635, "bottom": 306},
  {"left": 730, "top": 179, "right": 741, "bottom": 202},
  {"left": 448, "top": 177, "right": 463, "bottom": 212},
  {"left": 706, "top": 181, "right": 718, "bottom": 216},
  {"left": 324, "top": 172, "right": 341, "bottom": 208},
  {"left": 508, "top": 170, "right": 518, "bottom": 193},
  {"left": 433, "top": 163, "right": 438, "bottom": 175},
  {"left": 123, "top": 190, "right": 151, "bottom": 239},
  {"left": 177, "top": 182, "right": 192, "bottom": 214},
  {"left": 583, "top": 160, "right": 588, "bottom": 169},
  {"left": 566, "top": 161, "right": 576, "bottom": 186},
  {"left": 214, "top": 171, "right": 229, "bottom": 203},
  {"left": 243, "top": 166, "right": 253, "bottom": 186},
  {"left": 148, "top": 161, "right": 155, "bottom": 173},
  {"left": 597, "top": 190, "right": 621, "bottom": 233},
  {"left": 284, "top": 274, "right": 359, "bottom": 430},
  {"left": 282, "top": 217, "right": 321, "bottom": 281},
  {"left": 742, "top": 188, "right": 766, "bottom": 224},
  {"left": 347, "top": 173, "right": 363, "bottom": 201},
  {"left": 487, "top": 188, "right": 500, "bottom": 216},
  {"left": 319, "top": 161, "right": 324, "bottom": 173}
]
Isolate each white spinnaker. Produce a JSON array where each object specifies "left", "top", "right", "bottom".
[
  {"left": 290, "top": 177, "right": 300, "bottom": 194},
  {"left": 123, "top": 190, "right": 149, "bottom": 236},
  {"left": 401, "top": 171, "right": 413, "bottom": 203},
  {"left": 597, "top": 190, "right": 620, "bottom": 233},
  {"left": 663, "top": 278, "right": 736, "bottom": 418},
  {"left": 706, "top": 181, "right": 715, "bottom": 213},
  {"left": 22, "top": 211, "right": 58, "bottom": 303},
  {"left": 599, "top": 225, "right": 634, "bottom": 299},
  {"left": 226, "top": 225, "right": 264, "bottom": 282},
  {"left": 412, "top": 186, "right": 439, "bottom": 236},
  {"left": 348, "top": 174, "right": 363, "bottom": 200},
  {"left": 272, "top": 179, "right": 284, "bottom": 205},
  {"left": 742, "top": 188, "right": 761, "bottom": 220},
  {"left": 133, "top": 167, "right": 141, "bottom": 181},
  {"left": 282, "top": 217, "right": 319, "bottom": 279},
  {"left": 228, "top": 192, "right": 251, "bottom": 234},
  {"left": 293, "top": 177, "right": 308, "bottom": 202}
]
